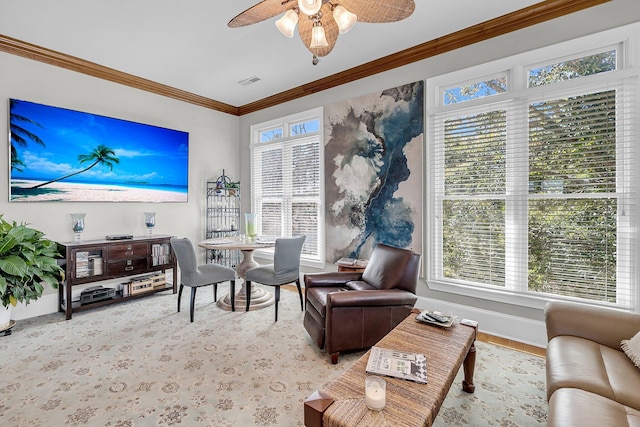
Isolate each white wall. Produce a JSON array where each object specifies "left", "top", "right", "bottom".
[
  {"left": 1, "top": 52, "right": 240, "bottom": 319},
  {"left": 239, "top": 0, "right": 640, "bottom": 345}
]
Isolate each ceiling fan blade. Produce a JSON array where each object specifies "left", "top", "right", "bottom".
[
  {"left": 298, "top": 3, "right": 338, "bottom": 57},
  {"left": 338, "top": 0, "right": 415, "bottom": 23},
  {"left": 228, "top": 0, "right": 295, "bottom": 28}
]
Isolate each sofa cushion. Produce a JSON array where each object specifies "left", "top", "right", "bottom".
[
  {"left": 548, "top": 388, "right": 640, "bottom": 427},
  {"left": 622, "top": 331, "right": 640, "bottom": 369},
  {"left": 547, "top": 335, "right": 640, "bottom": 411}
]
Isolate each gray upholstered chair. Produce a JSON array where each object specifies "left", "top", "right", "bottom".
[
  {"left": 245, "top": 235, "right": 306, "bottom": 321},
  {"left": 170, "top": 237, "right": 236, "bottom": 322}
]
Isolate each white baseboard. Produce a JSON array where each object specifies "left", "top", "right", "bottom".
[
  {"left": 11, "top": 293, "right": 59, "bottom": 320},
  {"left": 416, "top": 296, "right": 547, "bottom": 349}
]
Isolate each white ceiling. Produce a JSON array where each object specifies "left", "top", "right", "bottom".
[{"left": 1, "top": 0, "right": 546, "bottom": 107}]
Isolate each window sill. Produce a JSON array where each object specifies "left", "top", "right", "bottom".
[{"left": 426, "top": 279, "right": 631, "bottom": 312}]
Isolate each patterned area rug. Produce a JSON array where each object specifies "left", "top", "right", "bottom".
[
  {"left": 434, "top": 343, "right": 547, "bottom": 426},
  {"left": 0, "top": 287, "right": 547, "bottom": 426}
]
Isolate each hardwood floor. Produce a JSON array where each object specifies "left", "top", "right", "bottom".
[{"left": 478, "top": 332, "right": 546, "bottom": 357}]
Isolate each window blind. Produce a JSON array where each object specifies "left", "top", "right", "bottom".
[
  {"left": 431, "top": 72, "right": 637, "bottom": 309},
  {"left": 437, "top": 108, "right": 508, "bottom": 286},
  {"left": 251, "top": 114, "right": 323, "bottom": 263}
]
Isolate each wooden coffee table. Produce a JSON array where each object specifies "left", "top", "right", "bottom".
[{"left": 304, "top": 310, "right": 477, "bottom": 427}]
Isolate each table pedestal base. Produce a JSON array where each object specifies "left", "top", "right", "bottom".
[
  {"left": 217, "top": 281, "right": 275, "bottom": 311},
  {"left": 199, "top": 244, "right": 277, "bottom": 312}
]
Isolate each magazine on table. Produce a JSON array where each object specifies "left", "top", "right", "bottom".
[{"left": 365, "top": 346, "right": 428, "bottom": 384}]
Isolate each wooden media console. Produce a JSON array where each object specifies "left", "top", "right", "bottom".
[{"left": 58, "top": 235, "right": 177, "bottom": 320}]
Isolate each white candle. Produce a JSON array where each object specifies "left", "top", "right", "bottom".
[{"left": 365, "top": 376, "right": 386, "bottom": 411}]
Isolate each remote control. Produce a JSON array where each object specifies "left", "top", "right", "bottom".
[
  {"left": 422, "top": 310, "right": 449, "bottom": 323},
  {"left": 419, "top": 312, "right": 437, "bottom": 322}
]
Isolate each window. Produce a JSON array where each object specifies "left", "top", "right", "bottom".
[
  {"left": 250, "top": 108, "right": 324, "bottom": 265},
  {"left": 428, "top": 27, "right": 638, "bottom": 310}
]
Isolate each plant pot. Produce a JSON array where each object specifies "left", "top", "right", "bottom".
[{"left": 0, "top": 305, "right": 11, "bottom": 330}]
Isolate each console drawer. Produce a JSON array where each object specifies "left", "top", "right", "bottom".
[
  {"left": 108, "top": 258, "right": 148, "bottom": 275},
  {"left": 108, "top": 243, "right": 148, "bottom": 260}
]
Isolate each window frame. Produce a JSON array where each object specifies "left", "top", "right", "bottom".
[
  {"left": 426, "top": 24, "right": 640, "bottom": 311},
  {"left": 250, "top": 107, "right": 325, "bottom": 268}
]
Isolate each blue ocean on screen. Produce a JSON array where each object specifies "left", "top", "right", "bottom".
[
  {"left": 9, "top": 98, "right": 189, "bottom": 202},
  {"left": 14, "top": 177, "right": 188, "bottom": 194}
]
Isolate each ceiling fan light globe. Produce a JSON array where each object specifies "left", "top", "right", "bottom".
[
  {"left": 298, "top": 0, "right": 322, "bottom": 16},
  {"left": 275, "top": 9, "right": 298, "bottom": 37},
  {"left": 333, "top": 5, "right": 357, "bottom": 34},
  {"left": 310, "top": 23, "right": 329, "bottom": 48}
]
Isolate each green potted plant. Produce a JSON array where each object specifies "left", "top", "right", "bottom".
[{"left": 0, "top": 215, "right": 64, "bottom": 328}]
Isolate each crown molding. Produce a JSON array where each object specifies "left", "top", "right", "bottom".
[
  {"left": 237, "top": 0, "right": 610, "bottom": 115},
  {"left": 0, "top": 34, "right": 240, "bottom": 116},
  {"left": 0, "top": 0, "right": 609, "bottom": 117}
]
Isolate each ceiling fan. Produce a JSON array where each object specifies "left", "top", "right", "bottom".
[{"left": 229, "top": 0, "right": 415, "bottom": 65}]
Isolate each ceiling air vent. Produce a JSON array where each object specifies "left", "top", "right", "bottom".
[{"left": 238, "top": 76, "right": 261, "bottom": 86}]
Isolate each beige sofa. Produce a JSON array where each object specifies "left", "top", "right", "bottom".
[{"left": 545, "top": 301, "right": 640, "bottom": 426}]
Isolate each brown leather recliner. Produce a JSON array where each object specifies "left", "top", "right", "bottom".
[{"left": 303, "top": 243, "right": 421, "bottom": 363}]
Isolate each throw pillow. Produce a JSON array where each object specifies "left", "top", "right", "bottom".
[{"left": 621, "top": 331, "right": 640, "bottom": 368}]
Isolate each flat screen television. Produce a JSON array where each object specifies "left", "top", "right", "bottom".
[{"left": 9, "top": 98, "right": 189, "bottom": 202}]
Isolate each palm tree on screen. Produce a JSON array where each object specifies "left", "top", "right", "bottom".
[
  {"left": 31, "top": 144, "right": 120, "bottom": 189},
  {"left": 10, "top": 99, "right": 46, "bottom": 172}
]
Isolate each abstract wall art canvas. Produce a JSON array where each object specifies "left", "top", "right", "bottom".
[{"left": 324, "top": 81, "right": 424, "bottom": 262}]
